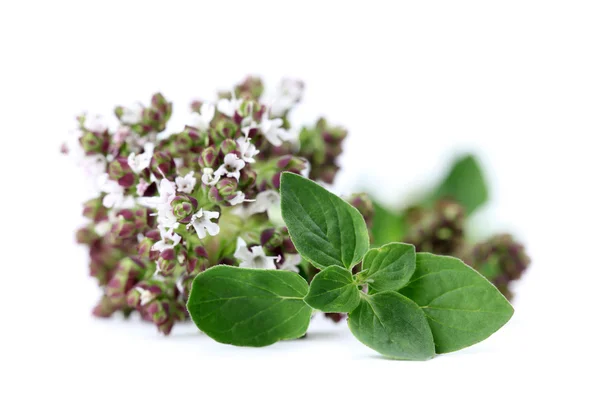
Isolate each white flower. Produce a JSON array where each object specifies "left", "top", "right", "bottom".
[
  {"left": 138, "top": 179, "right": 179, "bottom": 229},
  {"left": 214, "top": 153, "right": 245, "bottom": 181},
  {"left": 246, "top": 190, "right": 280, "bottom": 215},
  {"left": 136, "top": 179, "right": 150, "bottom": 196},
  {"left": 127, "top": 142, "right": 154, "bottom": 174},
  {"left": 279, "top": 253, "right": 302, "bottom": 273},
  {"left": 187, "top": 209, "right": 220, "bottom": 239},
  {"left": 228, "top": 191, "right": 254, "bottom": 206},
  {"left": 189, "top": 102, "right": 215, "bottom": 131},
  {"left": 136, "top": 287, "right": 156, "bottom": 306},
  {"left": 259, "top": 114, "right": 295, "bottom": 146},
  {"left": 236, "top": 136, "right": 260, "bottom": 163},
  {"left": 175, "top": 171, "right": 197, "bottom": 194},
  {"left": 234, "top": 238, "right": 280, "bottom": 270},
  {"left": 120, "top": 103, "right": 144, "bottom": 125},
  {"left": 217, "top": 92, "right": 243, "bottom": 117},
  {"left": 270, "top": 79, "right": 304, "bottom": 117},
  {"left": 94, "top": 221, "right": 112, "bottom": 236},
  {"left": 83, "top": 114, "right": 107, "bottom": 133},
  {"left": 201, "top": 168, "right": 220, "bottom": 186},
  {"left": 98, "top": 173, "right": 133, "bottom": 209},
  {"left": 152, "top": 228, "right": 182, "bottom": 252}
]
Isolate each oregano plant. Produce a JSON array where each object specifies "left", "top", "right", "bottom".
[{"left": 186, "top": 172, "right": 514, "bottom": 360}]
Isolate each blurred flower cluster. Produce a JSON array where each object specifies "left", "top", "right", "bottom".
[
  {"left": 64, "top": 76, "right": 358, "bottom": 334},
  {"left": 403, "top": 200, "right": 530, "bottom": 299}
]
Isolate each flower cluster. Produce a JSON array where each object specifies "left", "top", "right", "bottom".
[
  {"left": 402, "top": 200, "right": 530, "bottom": 299},
  {"left": 65, "top": 76, "right": 352, "bottom": 334}
]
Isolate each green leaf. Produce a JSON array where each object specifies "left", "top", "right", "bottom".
[
  {"left": 371, "top": 202, "right": 407, "bottom": 247},
  {"left": 361, "top": 243, "right": 416, "bottom": 292},
  {"left": 186, "top": 265, "right": 312, "bottom": 347},
  {"left": 399, "top": 253, "right": 514, "bottom": 353},
  {"left": 431, "top": 154, "right": 488, "bottom": 215},
  {"left": 348, "top": 292, "right": 435, "bottom": 360},
  {"left": 304, "top": 266, "right": 361, "bottom": 312},
  {"left": 280, "top": 172, "right": 369, "bottom": 270}
]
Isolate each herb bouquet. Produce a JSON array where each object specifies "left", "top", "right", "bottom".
[{"left": 65, "top": 76, "right": 528, "bottom": 359}]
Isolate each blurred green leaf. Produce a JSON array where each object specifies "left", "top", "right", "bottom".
[
  {"left": 431, "top": 154, "right": 489, "bottom": 215},
  {"left": 371, "top": 202, "right": 407, "bottom": 247}
]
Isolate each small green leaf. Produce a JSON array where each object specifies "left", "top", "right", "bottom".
[
  {"left": 361, "top": 243, "right": 416, "bottom": 292},
  {"left": 187, "top": 265, "right": 312, "bottom": 347},
  {"left": 348, "top": 292, "right": 435, "bottom": 360},
  {"left": 400, "top": 253, "right": 514, "bottom": 354},
  {"left": 431, "top": 154, "right": 488, "bottom": 215},
  {"left": 304, "top": 266, "right": 361, "bottom": 312},
  {"left": 280, "top": 172, "right": 369, "bottom": 270}
]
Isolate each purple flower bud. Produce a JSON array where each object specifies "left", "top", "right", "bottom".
[
  {"left": 238, "top": 167, "right": 257, "bottom": 189},
  {"left": 138, "top": 237, "right": 159, "bottom": 261},
  {"left": 220, "top": 138, "right": 237, "bottom": 155},
  {"left": 157, "top": 248, "right": 177, "bottom": 275},
  {"left": 199, "top": 146, "right": 218, "bottom": 169},
  {"left": 147, "top": 300, "right": 170, "bottom": 326},
  {"left": 208, "top": 178, "right": 238, "bottom": 204},
  {"left": 82, "top": 197, "right": 108, "bottom": 222},
  {"left": 80, "top": 131, "right": 108, "bottom": 155},
  {"left": 234, "top": 76, "right": 264, "bottom": 100},
  {"left": 76, "top": 226, "right": 99, "bottom": 245},
  {"left": 108, "top": 157, "right": 135, "bottom": 187},
  {"left": 157, "top": 317, "right": 175, "bottom": 335},
  {"left": 150, "top": 151, "right": 176, "bottom": 179},
  {"left": 92, "top": 296, "right": 118, "bottom": 318},
  {"left": 106, "top": 257, "right": 147, "bottom": 304},
  {"left": 170, "top": 194, "right": 198, "bottom": 223}
]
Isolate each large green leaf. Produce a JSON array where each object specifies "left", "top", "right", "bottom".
[
  {"left": 187, "top": 265, "right": 312, "bottom": 347},
  {"left": 348, "top": 292, "right": 435, "bottom": 360},
  {"left": 400, "top": 253, "right": 514, "bottom": 353},
  {"left": 280, "top": 172, "right": 369, "bottom": 270},
  {"left": 304, "top": 266, "right": 361, "bottom": 312},
  {"left": 431, "top": 154, "right": 488, "bottom": 215},
  {"left": 361, "top": 243, "right": 416, "bottom": 292}
]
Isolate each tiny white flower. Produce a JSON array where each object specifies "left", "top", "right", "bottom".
[
  {"left": 120, "top": 103, "right": 144, "bottom": 125},
  {"left": 98, "top": 173, "right": 128, "bottom": 209},
  {"left": 175, "top": 171, "right": 197, "bottom": 194},
  {"left": 152, "top": 228, "right": 182, "bottom": 252},
  {"left": 228, "top": 191, "right": 255, "bottom": 206},
  {"left": 187, "top": 209, "right": 220, "bottom": 239},
  {"left": 83, "top": 114, "right": 107, "bottom": 133},
  {"left": 217, "top": 92, "right": 243, "bottom": 117},
  {"left": 201, "top": 168, "right": 220, "bottom": 186},
  {"left": 94, "top": 221, "right": 112, "bottom": 236},
  {"left": 138, "top": 179, "right": 179, "bottom": 229},
  {"left": 136, "top": 287, "right": 155, "bottom": 306},
  {"left": 127, "top": 142, "right": 154, "bottom": 174},
  {"left": 270, "top": 79, "right": 304, "bottom": 117},
  {"left": 234, "top": 238, "right": 280, "bottom": 269},
  {"left": 214, "top": 153, "right": 245, "bottom": 181},
  {"left": 236, "top": 136, "right": 260, "bottom": 163},
  {"left": 246, "top": 190, "right": 280, "bottom": 215},
  {"left": 189, "top": 102, "right": 215, "bottom": 131},
  {"left": 259, "top": 114, "right": 295, "bottom": 146},
  {"left": 136, "top": 179, "right": 150, "bottom": 196},
  {"left": 279, "top": 253, "right": 302, "bottom": 273}
]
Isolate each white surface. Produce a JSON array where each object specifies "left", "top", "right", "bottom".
[{"left": 2, "top": 1, "right": 599, "bottom": 399}]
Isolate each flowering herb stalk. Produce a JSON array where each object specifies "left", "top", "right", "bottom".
[
  {"left": 64, "top": 76, "right": 354, "bottom": 334},
  {"left": 187, "top": 173, "right": 514, "bottom": 360}
]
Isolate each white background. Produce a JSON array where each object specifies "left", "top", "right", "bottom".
[{"left": 2, "top": 1, "right": 599, "bottom": 399}]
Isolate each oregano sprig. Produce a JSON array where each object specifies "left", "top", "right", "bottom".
[{"left": 186, "top": 172, "right": 514, "bottom": 360}]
